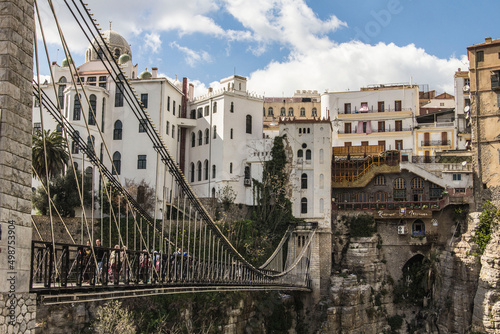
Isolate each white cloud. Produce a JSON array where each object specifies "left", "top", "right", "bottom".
[
  {"left": 144, "top": 33, "right": 162, "bottom": 54},
  {"left": 170, "top": 42, "right": 213, "bottom": 67},
  {"left": 247, "top": 42, "right": 467, "bottom": 97}
]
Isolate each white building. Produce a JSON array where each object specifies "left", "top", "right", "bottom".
[{"left": 321, "top": 84, "right": 418, "bottom": 159}]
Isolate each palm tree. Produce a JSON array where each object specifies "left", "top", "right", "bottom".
[{"left": 32, "top": 129, "right": 69, "bottom": 182}]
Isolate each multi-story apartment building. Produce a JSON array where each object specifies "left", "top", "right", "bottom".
[
  {"left": 467, "top": 37, "right": 500, "bottom": 206},
  {"left": 321, "top": 84, "right": 418, "bottom": 159},
  {"left": 454, "top": 69, "right": 472, "bottom": 150}
]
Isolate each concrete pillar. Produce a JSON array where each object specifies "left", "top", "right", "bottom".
[{"left": 0, "top": 0, "right": 36, "bottom": 332}]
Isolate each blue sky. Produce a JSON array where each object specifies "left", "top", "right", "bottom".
[{"left": 37, "top": 0, "right": 498, "bottom": 96}]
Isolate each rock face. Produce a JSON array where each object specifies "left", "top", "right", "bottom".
[{"left": 472, "top": 219, "right": 500, "bottom": 333}]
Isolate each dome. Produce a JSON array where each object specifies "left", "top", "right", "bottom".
[
  {"left": 139, "top": 68, "right": 152, "bottom": 79},
  {"left": 61, "top": 58, "right": 73, "bottom": 67},
  {"left": 118, "top": 54, "right": 131, "bottom": 64},
  {"left": 86, "top": 30, "right": 132, "bottom": 63}
]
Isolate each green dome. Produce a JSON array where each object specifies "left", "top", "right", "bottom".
[
  {"left": 139, "top": 68, "right": 152, "bottom": 79},
  {"left": 118, "top": 53, "right": 131, "bottom": 64},
  {"left": 61, "top": 58, "right": 73, "bottom": 67}
]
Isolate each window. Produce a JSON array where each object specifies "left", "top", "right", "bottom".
[
  {"left": 113, "top": 120, "right": 122, "bottom": 140},
  {"left": 204, "top": 105, "right": 209, "bottom": 116},
  {"left": 319, "top": 149, "right": 324, "bottom": 163},
  {"left": 477, "top": 50, "right": 484, "bottom": 62},
  {"left": 374, "top": 175, "right": 386, "bottom": 185},
  {"left": 213, "top": 102, "right": 217, "bottom": 113},
  {"left": 230, "top": 102, "right": 234, "bottom": 113},
  {"left": 137, "top": 186, "right": 145, "bottom": 204},
  {"left": 412, "top": 177, "right": 424, "bottom": 189},
  {"left": 58, "top": 77, "right": 67, "bottom": 108},
  {"left": 190, "top": 163, "right": 195, "bottom": 182},
  {"left": 246, "top": 115, "right": 252, "bottom": 134},
  {"left": 71, "top": 131, "right": 79, "bottom": 154},
  {"left": 213, "top": 126, "right": 217, "bottom": 139},
  {"left": 112, "top": 151, "right": 121, "bottom": 175},
  {"left": 73, "top": 95, "right": 81, "bottom": 120},
  {"left": 137, "top": 155, "right": 147, "bottom": 169},
  {"left": 33, "top": 122, "right": 41, "bottom": 133},
  {"left": 297, "top": 149, "right": 303, "bottom": 158},
  {"left": 492, "top": 70, "right": 500, "bottom": 89},
  {"left": 190, "top": 109, "right": 196, "bottom": 119},
  {"left": 172, "top": 125, "right": 175, "bottom": 139},
  {"left": 87, "top": 135, "right": 95, "bottom": 153},
  {"left": 320, "top": 174, "right": 324, "bottom": 189},
  {"left": 344, "top": 103, "right": 351, "bottom": 114},
  {"left": 455, "top": 188, "right": 466, "bottom": 194},
  {"left": 395, "top": 100, "right": 402, "bottom": 111},
  {"left": 395, "top": 140, "right": 403, "bottom": 150},
  {"left": 212, "top": 165, "right": 216, "bottom": 178},
  {"left": 197, "top": 108, "right": 202, "bottom": 118},
  {"left": 361, "top": 141, "right": 368, "bottom": 146},
  {"left": 230, "top": 128, "right": 233, "bottom": 139},
  {"left": 453, "top": 173, "right": 462, "bottom": 181},
  {"left": 301, "top": 198, "right": 307, "bottom": 214},
  {"left": 412, "top": 220, "right": 425, "bottom": 236},
  {"left": 306, "top": 149, "right": 311, "bottom": 160},
  {"left": 344, "top": 123, "right": 352, "bottom": 134},
  {"left": 115, "top": 77, "right": 124, "bottom": 107},
  {"left": 88, "top": 94, "right": 96, "bottom": 125},
  {"left": 244, "top": 165, "right": 250, "bottom": 180},
  {"left": 288, "top": 107, "right": 294, "bottom": 116},
  {"left": 301, "top": 173, "right": 308, "bottom": 189},
  {"left": 113, "top": 49, "right": 120, "bottom": 59},
  {"left": 357, "top": 193, "right": 368, "bottom": 202},
  {"left": 101, "top": 98, "right": 106, "bottom": 130},
  {"left": 204, "top": 160, "right": 209, "bottom": 180},
  {"left": 198, "top": 130, "right": 203, "bottom": 146},
  {"left": 280, "top": 107, "right": 286, "bottom": 116},
  {"left": 173, "top": 101, "right": 176, "bottom": 115},
  {"left": 268, "top": 107, "right": 274, "bottom": 116},
  {"left": 166, "top": 121, "right": 170, "bottom": 135},
  {"left": 99, "top": 76, "right": 107, "bottom": 89},
  {"left": 141, "top": 94, "right": 148, "bottom": 108},
  {"left": 229, "top": 162, "right": 233, "bottom": 174},
  {"left": 497, "top": 94, "right": 500, "bottom": 109},
  {"left": 191, "top": 133, "right": 196, "bottom": 147},
  {"left": 395, "top": 120, "right": 402, "bottom": 131},
  {"left": 84, "top": 167, "right": 93, "bottom": 186},
  {"left": 373, "top": 121, "right": 385, "bottom": 134},
  {"left": 320, "top": 199, "right": 324, "bottom": 213},
  {"left": 464, "top": 78, "right": 470, "bottom": 87},
  {"left": 378, "top": 101, "right": 384, "bottom": 112},
  {"left": 139, "top": 119, "right": 147, "bottom": 133},
  {"left": 167, "top": 96, "right": 170, "bottom": 111},
  {"left": 375, "top": 192, "right": 387, "bottom": 202},
  {"left": 197, "top": 161, "right": 202, "bottom": 181},
  {"left": 378, "top": 140, "right": 386, "bottom": 150},
  {"left": 300, "top": 108, "right": 306, "bottom": 117},
  {"left": 312, "top": 108, "right": 317, "bottom": 117},
  {"left": 441, "top": 132, "right": 448, "bottom": 146},
  {"left": 393, "top": 177, "right": 406, "bottom": 200}
]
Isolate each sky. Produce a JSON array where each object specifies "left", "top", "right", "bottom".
[{"left": 35, "top": 0, "right": 499, "bottom": 97}]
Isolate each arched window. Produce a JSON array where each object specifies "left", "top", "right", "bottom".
[
  {"left": 300, "top": 107, "right": 306, "bottom": 117},
  {"left": 191, "top": 132, "right": 196, "bottom": 147},
  {"left": 56, "top": 124, "right": 62, "bottom": 133},
  {"left": 114, "top": 48, "right": 120, "bottom": 59},
  {"left": 280, "top": 107, "right": 286, "bottom": 116},
  {"left": 205, "top": 128, "right": 209, "bottom": 144},
  {"left": 288, "top": 107, "right": 294, "bottom": 116},
  {"left": 113, "top": 120, "right": 122, "bottom": 140},
  {"left": 312, "top": 108, "right": 317, "bottom": 117},
  {"left": 87, "top": 135, "right": 95, "bottom": 152},
  {"left": 198, "top": 130, "right": 203, "bottom": 146},
  {"left": 411, "top": 177, "right": 424, "bottom": 189},
  {"left": 244, "top": 165, "right": 250, "bottom": 179},
  {"left": 88, "top": 94, "right": 97, "bottom": 125},
  {"left": 97, "top": 48, "right": 103, "bottom": 60},
  {"left": 301, "top": 173, "right": 308, "bottom": 189},
  {"left": 320, "top": 174, "right": 324, "bottom": 189},
  {"left": 190, "top": 163, "right": 195, "bottom": 182},
  {"left": 301, "top": 198, "right": 307, "bottom": 214},
  {"left": 320, "top": 198, "right": 324, "bottom": 213},
  {"left": 393, "top": 177, "right": 406, "bottom": 201},
  {"left": 412, "top": 219, "right": 426, "bottom": 236},
  {"left": 212, "top": 187, "right": 216, "bottom": 198},
  {"left": 375, "top": 175, "right": 386, "bottom": 186},
  {"left": 213, "top": 126, "right": 217, "bottom": 139},
  {"left": 197, "top": 161, "right": 202, "bottom": 181},
  {"left": 58, "top": 77, "right": 67, "bottom": 108},
  {"left": 246, "top": 115, "right": 252, "bottom": 134},
  {"left": 73, "top": 94, "right": 81, "bottom": 120},
  {"left": 115, "top": 75, "right": 124, "bottom": 107},
  {"left": 306, "top": 149, "right": 312, "bottom": 160},
  {"left": 394, "top": 178, "right": 406, "bottom": 189},
  {"left": 71, "top": 131, "right": 79, "bottom": 154},
  {"left": 297, "top": 149, "right": 303, "bottom": 158},
  {"left": 268, "top": 107, "right": 274, "bottom": 116},
  {"left": 84, "top": 167, "right": 93, "bottom": 185},
  {"left": 112, "top": 151, "right": 121, "bottom": 175},
  {"left": 204, "top": 160, "right": 209, "bottom": 180},
  {"left": 212, "top": 164, "right": 216, "bottom": 178},
  {"left": 319, "top": 149, "right": 324, "bottom": 163},
  {"left": 137, "top": 186, "right": 145, "bottom": 204}
]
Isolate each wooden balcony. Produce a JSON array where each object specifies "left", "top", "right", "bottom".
[{"left": 333, "top": 144, "right": 385, "bottom": 156}]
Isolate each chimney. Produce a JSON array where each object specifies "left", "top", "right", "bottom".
[
  {"left": 152, "top": 67, "right": 158, "bottom": 78},
  {"left": 485, "top": 37, "right": 493, "bottom": 44},
  {"left": 208, "top": 87, "right": 213, "bottom": 93}
]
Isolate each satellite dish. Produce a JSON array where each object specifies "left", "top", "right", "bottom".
[
  {"left": 463, "top": 85, "right": 470, "bottom": 92},
  {"left": 462, "top": 161, "right": 467, "bottom": 166},
  {"left": 464, "top": 106, "right": 470, "bottom": 112}
]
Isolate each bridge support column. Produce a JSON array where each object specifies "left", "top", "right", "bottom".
[
  {"left": 0, "top": 0, "right": 36, "bottom": 333},
  {"left": 310, "top": 230, "right": 332, "bottom": 302}
]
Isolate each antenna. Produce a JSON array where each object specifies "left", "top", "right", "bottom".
[{"left": 109, "top": 21, "right": 112, "bottom": 31}]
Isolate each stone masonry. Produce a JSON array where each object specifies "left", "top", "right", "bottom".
[{"left": 0, "top": 0, "right": 36, "bottom": 333}]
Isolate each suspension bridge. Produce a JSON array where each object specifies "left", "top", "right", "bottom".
[{"left": 25, "top": 0, "right": 317, "bottom": 306}]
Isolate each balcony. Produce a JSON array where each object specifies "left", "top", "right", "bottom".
[
  {"left": 334, "top": 200, "right": 445, "bottom": 212},
  {"left": 417, "top": 122, "right": 455, "bottom": 128},
  {"left": 340, "top": 107, "right": 413, "bottom": 114},
  {"left": 339, "top": 127, "right": 412, "bottom": 134},
  {"left": 420, "top": 140, "right": 451, "bottom": 147}
]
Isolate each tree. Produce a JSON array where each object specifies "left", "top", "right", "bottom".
[
  {"left": 101, "top": 179, "right": 155, "bottom": 215},
  {"left": 32, "top": 169, "right": 93, "bottom": 217},
  {"left": 32, "top": 129, "right": 69, "bottom": 182}
]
